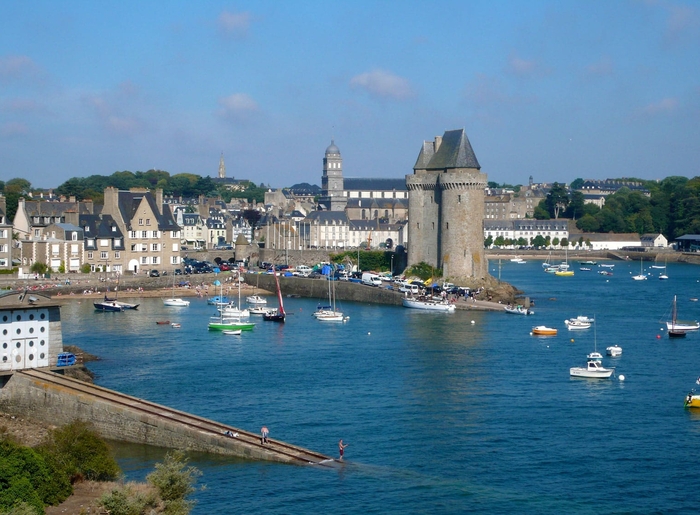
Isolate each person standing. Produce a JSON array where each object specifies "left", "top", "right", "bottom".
[
  {"left": 261, "top": 426, "right": 269, "bottom": 445},
  {"left": 338, "top": 439, "right": 348, "bottom": 461}
]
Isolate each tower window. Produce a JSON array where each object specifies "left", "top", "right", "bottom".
[
  {"left": 446, "top": 223, "right": 449, "bottom": 229},
  {"left": 458, "top": 195, "right": 461, "bottom": 203}
]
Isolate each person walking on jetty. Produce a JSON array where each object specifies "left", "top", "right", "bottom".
[
  {"left": 261, "top": 426, "right": 269, "bottom": 445},
  {"left": 338, "top": 439, "right": 348, "bottom": 461}
]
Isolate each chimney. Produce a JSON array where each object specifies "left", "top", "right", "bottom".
[
  {"left": 103, "top": 187, "right": 119, "bottom": 217},
  {"left": 434, "top": 135, "right": 443, "bottom": 152},
  {"left": 69, "top": 196, "right": 76, "bottom": 203},
  {"left": 84, "top": 199, "right": 94, "bottom": 214},
  {"left": 156, "top": 188, "right": 163, "bottom": 215}
]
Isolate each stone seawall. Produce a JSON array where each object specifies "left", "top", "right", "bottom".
[
  {"left": 246, "top": 273, "right": 404, "bottom": 306},
  {"left": 0, "top": 372, "right": 313, "bottom": 463}
]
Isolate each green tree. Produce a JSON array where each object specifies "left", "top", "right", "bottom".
[
  {"left": 544, "top": 182, "right": 570, "bottom": 219},
  {"left": 493, "top": 235, "right": 505, "bottom": 247},
  {"left": 533, "top": 201, "right": 550, "bottom": 220},
  {"left": 37, "top": 421, "right": 120, "bottom": 483},
  {"left": 532, "top": 235, "right": 546, "bottom": 247},
  {"left": 576, "top": 213, "right": 600, "bottom": 232},
  {"left": 484, "top": 235, "right": 493, "bottom": 248},
  {"left": 146, "top": 450, "right": 201, "bottom": 514},
  {"left": 570, "top": 178, "right": 585, "bottom": 190},
  {"left": 29, "top": 262, "right": 48, "bottom": 275},
  {"left": 552, "top": 237, "right": 560, "bottom": 247}
]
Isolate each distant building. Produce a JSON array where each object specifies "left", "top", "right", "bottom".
[
  {"left": 0, "top": 195, "right": 12, "bottom": 270},
  {"left": 484, "top": 219, "right": 569, "bottom": 245},
  {"left": 568, "top": 232, "right": 641, "bottom": 250}
]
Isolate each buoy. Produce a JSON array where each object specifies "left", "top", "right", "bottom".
[
  {"left": 471, "top": 320, "right": 475, "bottom": 325},
  {"left": 368, "top": 332, "right": 371, "bottom": 335},
  {"left": 656, "top": 334, "right": 661, "bottom": 339},
  {"left": 529, "top": 331, "right": 533, "bottom": 335},
  {"left": 570, "top": 338, "right": 574, "bottom": 343},
  {"left": 619, "top": 374, "right": 625, "bottom": 381}
]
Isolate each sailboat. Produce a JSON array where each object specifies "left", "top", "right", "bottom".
[
  {"left": 314, "top": 276, "right": 346, "bottom": 322},
  {"left": 219, "top": 279, "right": 249, "bottom": 317},
  {"left": 263, "top": 266, "right": 286, "bottom": 322},
  {"left": 104, "top": 276, "right": 140, "bottom": 309},
  {"left": 632, "top": 258, "right": 647, "bottom": 280},
  {"left": 163, "top": 273, "right": 190, "bottom": 307},
  {"left": 656, "top": 256, "right": 669, "bottom": 280},
  {"left": 555, "top": 248, "right": 574, "bottom": 276},
  {"left": 666, "top": 295, "right": 699, "bottom": 337},
  {"left": 208, "top": 280, "right": 255, "bottom": 331}
]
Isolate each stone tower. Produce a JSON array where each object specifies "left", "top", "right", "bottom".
[
  {"left": 218, "top": 152, "right": 226, "bottom": 179},
  {"left": 406, "top": 129, "right": 488, "bottom": 283},
  {"left": 319, "top": 140, "right": 347, "bottom": 211}
]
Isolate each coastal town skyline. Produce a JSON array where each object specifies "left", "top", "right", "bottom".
[{"left": 1, "top": 1, "right": 699, "bottom": 189}]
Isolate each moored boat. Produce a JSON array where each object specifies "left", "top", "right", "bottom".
[
  {"left": 246, "top": 295, "right": 267, "bottom": 305},
  {"left": 606, "top": 345, "right": 622, "bottom": 357},
  {"left": 164, "top": 298, "right": 190, "bottom": 307},
  {"left": 504, "top": 304, "right": 533, "bottom": 315},
  {"left": 402, "top": 296, "right": 456, "bottom": 312},
  {"left": 565, "top": 318, "right": 591, "bottom": 330},
  {"left": 93, "top": 300, "right": 124, "bottom": 312},
  {"left": 532, "top": 326, "right": 557, "bottom": 336},
  {"left": 570, "top": 360, "right": 614, "bottom": 379},
  {"left": 208, "top": 316, "right": 255, "bottom": 331},
  {"left": 664, "top": 295, "right": 699, "bottom": 333},
  {"left": 685, "top": 389, "right": 700, "bottom": 408},
  {"left": 223, "top": 329, "right": 242, "bottom": 335}
]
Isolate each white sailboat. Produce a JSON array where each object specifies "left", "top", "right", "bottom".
[
  {"left": 665, "top": 295, "right": 699, "bottom": 335},
  {"left": 314, "top": 277, "right": 346, "bottom": 322},
  {"left": 163, "top": 274, "right": 190, "bottom": 307},
  {"left": 632, "top": 258, "right": 647, "bottom": 281}
]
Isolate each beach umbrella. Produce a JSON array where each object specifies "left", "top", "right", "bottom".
[{"left": 213, "top": 280, "right": 221, "bottom": 286}]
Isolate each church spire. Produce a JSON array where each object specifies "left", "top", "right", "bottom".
[{"left": 218, "top": 152, "right": 226, "bottom": 179}]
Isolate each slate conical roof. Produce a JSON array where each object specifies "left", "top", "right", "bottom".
[{"left": 426, "top": 129, "right": 480, "bottom": 170}]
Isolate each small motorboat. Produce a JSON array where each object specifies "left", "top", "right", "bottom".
[
  {"left": 246, "top": 295, "right": 267, "bottom": 305},
  {"left": 570, "top": 359, "right": 614, "bottom": 379},
  {"left": 606, "top": 345, "right": 622, "bottom": 357},
  {"left": 685, "top": 390, "right": 700, "bottom": 408},
  {"left": 171, "top": 323, "right": 181, "bottom": 328},
  {"left": 504, "top": 305, "right": 533, "bottom": 315},
  {"left": 156, "top": 320, "right": 171, "bottom": 325},
  {"left": 223, "top": 329, "right": 242, "bottom": 335},
  {"left": 565, "top": 318, "right": 591, "bottom": 330},
  {"left": 532, "top": 326, "right": 557, "bottom": 336},
  {"left": 587, "top": 351, "right": 604, "bottom": 361}
]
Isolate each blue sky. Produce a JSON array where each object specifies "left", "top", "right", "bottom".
[{"left": 1, "top": 0, "right": 699, "bottom": 189}]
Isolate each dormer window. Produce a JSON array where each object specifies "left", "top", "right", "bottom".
[
  {"left": 85, "top": 226, "right": 90, "bottom": 233},
  {"left": 111, "top": 226, "right": 116, "bottom": 232}
]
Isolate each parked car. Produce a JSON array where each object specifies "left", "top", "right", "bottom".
[
  {"left": 149, "top": 270, "right": 160, "bottom": 277},
  {"left": 174, "top": 269, "right": 183, "bottom": 275}
]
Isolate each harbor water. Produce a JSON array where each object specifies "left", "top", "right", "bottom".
[{"left": 61, "top": 260, "right": 700, "bottom": 514}]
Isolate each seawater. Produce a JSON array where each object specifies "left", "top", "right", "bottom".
[{"left": 61, "top": 261, "right": 700, "bottom": 514}]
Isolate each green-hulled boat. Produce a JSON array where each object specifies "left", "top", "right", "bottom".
[{"left": 208, "top": 315, "right": 255, "bottom": 331}]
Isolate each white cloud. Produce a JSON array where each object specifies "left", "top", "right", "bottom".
[
  {"left": 642, "top": 97, "right": 678, "bottom": 115},
  {"left": 585, "top": 56, "right": 614, "bottom": 77},
  {"left": 217, "top": 10, "right": 251, "bottom": 38},
  {"left": 506, "top": 54, "right": 548, "bottom": 78},
  {"left": 350, "top": 69, "right": 414, "bottom": 100},
  {"left": 82, "top": 93, "right": 143, "bottom": 137},
  {"left": 217, "top": 93, "right": 259, "bottom": 120},
  {"left": 0, "top": 121, "right": 28, "bottom": 137},
  {"left": 0, "top": 55, "right": 42, "bottom": 83}
]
